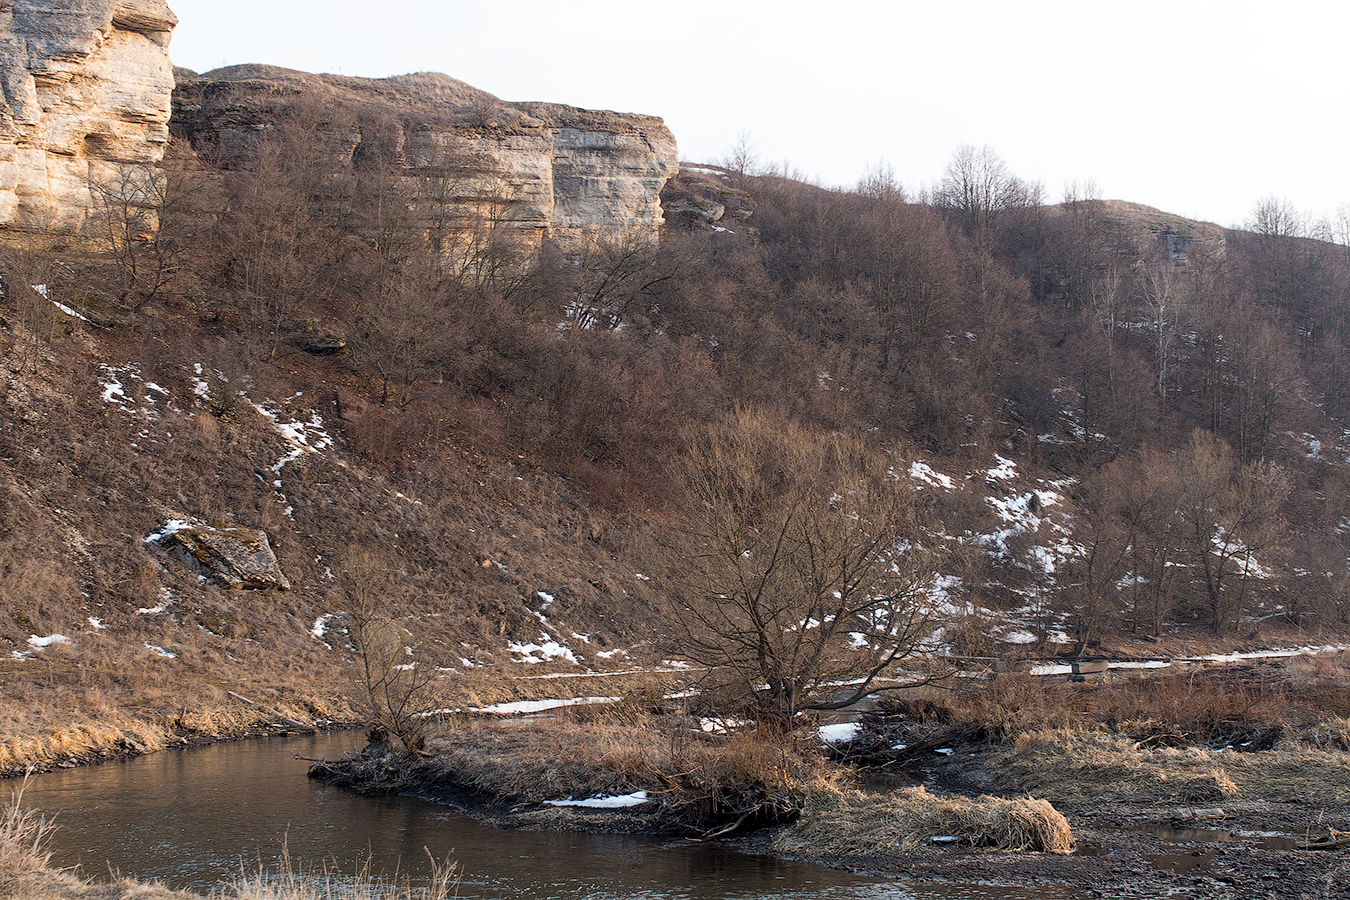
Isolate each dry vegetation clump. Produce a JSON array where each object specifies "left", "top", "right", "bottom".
[
  {"left": 996, "top": 727, "right": 1350, "bottom": 805},
  {"left": 1, "top": 785, "right": 51, "bottom": 884},
  {"left": 332, "top": 707, "right": 840, "bottom": 833},
  {"left": 227, "top": 849, "right": 457, "bottom": 900},
  {"left": 914, "top": 664, "right": 1331, "bottom": 747},
  {"left": 0, "top": 722, "right": 160, "bottom": 774},
  {"left": 775, "top": 787, "right": 1073, "bottom": 855}
]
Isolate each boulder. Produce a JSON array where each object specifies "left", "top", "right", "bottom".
[{"left": 162, "top": 524, "right": 290, "bottom": 590}]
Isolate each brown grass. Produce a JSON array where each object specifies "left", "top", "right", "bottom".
[
  {"left": 996, "top": 727, "right": 1350, "bottom": 804},
  {"left": 227, "top": 847, "right": 457, "bottom": 900},
  {"left": 776, "top": 787, "right": 1073, "bottom": 855},
  {"left": 362, "top": 706, "right": 840, "bottom": 831},
  {"left": 1, "top": 782, "right": 52, "bottom": 882},
  {"left": 915, "top": 660, "right": 1347, "bottom": 745}
]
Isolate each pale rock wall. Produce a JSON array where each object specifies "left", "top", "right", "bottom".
[
  {"left": 0, "top": 0, "right": 176, "bottom": 240},
  {"left": 171, "top": 68, "right": 679, "bottom": 254}
]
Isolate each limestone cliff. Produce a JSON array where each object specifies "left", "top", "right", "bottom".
[
  {"left": 0, "top": 0, "right": 177, "bottom": 240},
  {"left": 171, "top": 66, "right": 679, "bottom": 253}
]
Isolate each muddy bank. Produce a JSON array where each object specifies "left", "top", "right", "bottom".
[{"left": 312, "top": 733, "right": 1350, "bottom": 899}]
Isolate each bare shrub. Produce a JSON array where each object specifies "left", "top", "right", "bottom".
[{"left": 340, "top": 550, "right": 438, "bottom": 755}]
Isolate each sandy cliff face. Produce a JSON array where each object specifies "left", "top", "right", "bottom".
[
  {"left": 171, "top": 67, "right": 679, "bottom": 254},
  {"left": 0, "top": 3, "right": 676, "bottom": 253},
  {"left": 0, "top": 0, "right": 177, "bottom": 240}
]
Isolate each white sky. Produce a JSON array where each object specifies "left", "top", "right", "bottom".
[{"left": 165, "top": 0, "right": 1348, "bottom": 230}]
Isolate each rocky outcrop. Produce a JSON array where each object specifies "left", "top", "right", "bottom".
[
  {"left": 660, "top": 164, "right": 756, "bottom": 233},
  {"left": 170, "top": 66, "right": 679, "bottom": 254},
  {"left": 155, "top": 522, "right": 290, "bottom": 590},
  {"left": 0, "top": 0, "right": 177, "bottom": 241}
]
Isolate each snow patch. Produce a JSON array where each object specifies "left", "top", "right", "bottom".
[
  {"left": 909, "top": 461, "right": 956, "bottom": 490},
  {"left": 508, "top": 637, "right": 579, "bottom": 665},
  {"left": 818, "top": 722, "right": 860, "bottom": 744},
  {"left": 544, "top": 791, "right": 649, "bottom": 809},
  {"left": 476, "top": 696, "right": 618, "bottom": 715}
]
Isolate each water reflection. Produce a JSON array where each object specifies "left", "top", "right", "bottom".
[{"left": 18, "top": 731, "right": 1063, "bottom": 899}]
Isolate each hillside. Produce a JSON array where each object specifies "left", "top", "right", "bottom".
[{"left": 0, "top": 51, "right": 1349, "bottom": 770}]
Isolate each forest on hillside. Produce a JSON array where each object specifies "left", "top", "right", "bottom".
[{"left": 5, "top": 99, "right": 1350, "bottom": 667}]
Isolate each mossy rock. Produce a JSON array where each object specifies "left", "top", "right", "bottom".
[{"left": 163, "top": 525, "right": 290, "bottom": 590}]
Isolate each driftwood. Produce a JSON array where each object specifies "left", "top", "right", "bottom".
[
  {"left": 1296, "top": 832, "right": 1350, "bottom": 851},
  {"left": 227, "top": 690, "right": 313, "bottom": 731}
]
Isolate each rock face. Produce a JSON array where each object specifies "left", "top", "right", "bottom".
[
  {"left": 171, "top": 66, "right": 679, "bottom": 254},
  {"left": 161, "top": 524, "right": 290, "bottom": 590},
  {"left": 0, "top": 0, "right": 177, "bottom": 241}
]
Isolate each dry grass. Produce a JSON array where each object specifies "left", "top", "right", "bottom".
[
  {"left": 913, "top": 660, "right": 1346, "bottom": 746},
  {"left": 776, "top": 787, "right": 1073, "bottom": 855},
  {"left": 227, "top": 847, "right": 457, "bottom": 900},
  {"left": 1, "top": 782, "right": 52, "bottom": 882},
  {"left": 362, "top": 706, "right": 840, "bottom": 831},
  {"left": 997, "top": 727, "right": 1350, "bottom": 805}
]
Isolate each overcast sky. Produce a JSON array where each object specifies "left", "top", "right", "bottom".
[{"left": 164, "top": 0, "right": 1347, "bottom": 230}]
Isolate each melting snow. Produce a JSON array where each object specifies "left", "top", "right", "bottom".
[
  {"left": 28, "top": 634, "right": 71, "bottom": 649},
  {"left": 544, "top": 791, "right": 649, "bottom": 809},
  {"left": 818, "top": 722, "right": 860, "bottom": 744},
  {"left": 909, "top": 461, "right": 956, "bottom": 490},
  {"left": 476, "top": 696, "right": 618, "bottom": 715},
  {"left": 508, "top": 638, "right": 578, "bottom": 665},
  {"left": 986, "top": 456, "right": 1018, "bottom": 480},
  {"left": 144, "top": 519, "right": 193, "bottom": 544},
  {"left": 1183, "top": 645, "right": 1349, "bottom": 664},
  {"left": 144, "top": 643, "right": 177, "bottom": 659}
]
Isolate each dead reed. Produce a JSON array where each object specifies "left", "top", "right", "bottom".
[
  {"left": 997, "top": 727, "right": 1350, "bottom": 804},
  {"left": 776, "top": 786, "right": 1073, "bottom": 855}
]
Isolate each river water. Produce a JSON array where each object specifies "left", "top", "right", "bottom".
[{"left": 17, "top": 731, "right": 1062, "bottom": 899}]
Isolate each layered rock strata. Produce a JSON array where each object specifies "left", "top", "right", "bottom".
[
  {"left": 0, "top": 0, "right": 177, "bottom": 240},
  {"left": 171, "top": 66, "right": 679, "bottom": 254}
]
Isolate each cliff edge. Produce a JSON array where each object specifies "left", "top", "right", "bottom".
[{"left": 171, "top": 65, "right": 679, "bottom": 253}]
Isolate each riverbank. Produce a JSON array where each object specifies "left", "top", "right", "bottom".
[
  {"left": 0, "top": 704, "right": 354, "bottom": 778},
  {"left": 309, "top": 654, "right": 1350, "bottom": 898}
]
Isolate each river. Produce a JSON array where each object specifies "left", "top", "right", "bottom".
[{"left": 16, "top": 731, "right": 1064, "bottom": 899}]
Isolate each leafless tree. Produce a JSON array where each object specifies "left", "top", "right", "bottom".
[
  {"left": 936, "top": 143, "right": 1041, "bottom": 251},
  {"left": 339, "top": 549, "right": 437, "bottom": 755},
  {"left": 660, "top": 407, "right": 940, "bottom": 726}
]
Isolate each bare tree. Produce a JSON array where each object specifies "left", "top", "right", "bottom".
[
  {"left": 1170, "top": 430, "right": 1288, "bottom": 633},
  {"left": 660, "top": 407, "right": 939, "bottom": 726},
  {"left": 936, "top": 143, "right": 1040, "bottom": 251},
  {"left": 84, "top": 151, "right": 209, "bottom": 326},
  {"left": 719, "top": 131, "right": 760, "bottom": 190},
  {"left": 1137, "top": 246, "right": 1188, "bottom": 408},
  {"left": 339, "top": 549, "right": 437, "bottom": 755}
]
